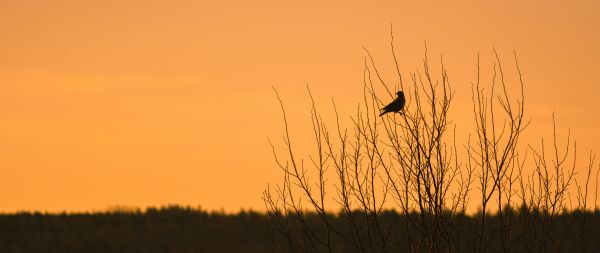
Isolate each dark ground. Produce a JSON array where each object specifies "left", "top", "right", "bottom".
[{"left": 1, "top": 205, "right": 600, "bottom": 253}]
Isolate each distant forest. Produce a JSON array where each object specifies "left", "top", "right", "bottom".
[{"left": 1, "top": 205, "right": 600, "bottom": 253}]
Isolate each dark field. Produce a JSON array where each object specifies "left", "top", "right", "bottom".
[{"left": 2, "top": 205, "right": 600, "bottom": 253}]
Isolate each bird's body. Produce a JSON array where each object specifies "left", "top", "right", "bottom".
[{"left": 379, "top": 91, "right": 405, "bottom": 116}]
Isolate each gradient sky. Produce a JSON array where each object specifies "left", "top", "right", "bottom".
[{"left": 1, "top": 0, "right": 599, "bottom": 212}]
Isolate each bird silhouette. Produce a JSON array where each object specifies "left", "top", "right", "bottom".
[{"left": 379, "top": 91, "right": 405, "bottom": 116}]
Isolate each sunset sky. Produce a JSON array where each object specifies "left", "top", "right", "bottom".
[{"left": 1, "top": 0, "right": 599, "bottom": 212}]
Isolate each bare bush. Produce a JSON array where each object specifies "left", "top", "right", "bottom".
[{"left": 264, "top": 35, "right": 599, "bottom": 253}]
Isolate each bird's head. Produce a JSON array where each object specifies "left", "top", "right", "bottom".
[{"left": 396, "top": 91, "right": 404, "bottom": 97}]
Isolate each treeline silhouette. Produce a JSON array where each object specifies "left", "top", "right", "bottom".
[
  {"left": 1, "top": 205, "right": 600, "bottom": 252},
  {"left": 0, "top": 206, "right": 270, "bottom": 253}
]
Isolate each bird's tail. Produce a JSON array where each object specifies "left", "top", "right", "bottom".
[{"left": 379, "top": 110, "right": 404, "bottom": 117}]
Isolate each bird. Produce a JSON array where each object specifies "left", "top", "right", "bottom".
[{"left": 379, "top": 91, "right": 405, "bottom": 117}]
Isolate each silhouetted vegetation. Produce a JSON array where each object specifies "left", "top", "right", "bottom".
[
  {"left": 0, "top": 206, "right": 271, "bottom": 253},
  {"left": 265, "top": 31, "right": 600, "bottom": 252},
  {"left": 1, "top": 206, "right": 600, "bottom": 252}
]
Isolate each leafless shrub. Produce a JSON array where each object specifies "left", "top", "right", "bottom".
[{"left": 264, "top": 34, "right": 599, "bottom": 253}]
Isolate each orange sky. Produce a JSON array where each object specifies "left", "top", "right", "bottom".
[{"left": 1, "top": 0, "right": 599, "bottom": 212}]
